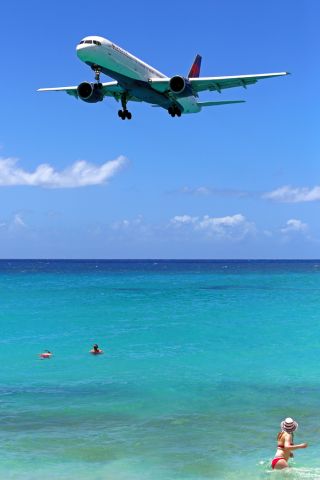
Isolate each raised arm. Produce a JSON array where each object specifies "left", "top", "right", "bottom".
[{"left": 284, "top": 433, "right": 308, "bottom": 450}]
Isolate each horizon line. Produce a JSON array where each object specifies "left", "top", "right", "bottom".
[{"left": 0, "top": 258, "right": 319, "bottom": 262}]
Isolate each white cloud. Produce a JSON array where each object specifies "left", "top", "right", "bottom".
[
  {"left": 0, "top": 212, "right": 29, "bottom": 234},
  {"left": 0, "top": 156, "right": 127, "bottom": 188},
  {"left": 264, "top": 185, "right": 320, "bottom": 203},
  {"left": 198, "top": 213, "right": 245, "bottom": 229},
  {"left": 112, "top": 215, "right": 144, "bottom": 231},
  {"left": 179, "top": 186, "right": 248, "bottom": 198},
  {"left": 13, "top": 213, "right": 27, "bottom": 228},
  {"left": 170, "top": 215, "right": 199, "bottom": 226},
  {"left": 180, "top": 186, "right": 211, "bottom": 196},
  {"left": 281, "top": 218, "right": 308, "bottom": 234},
  {"left": 170, "top": 213, "right": 255, "bottom": 240}
]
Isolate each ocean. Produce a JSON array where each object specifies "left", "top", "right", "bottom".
[{"left": 1, "top": 260, "right": 320, "bottom": 479}]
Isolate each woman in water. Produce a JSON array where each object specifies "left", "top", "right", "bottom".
[
  {"left": 39, "top": 350, "right": 52, "bottom": 359},
  {"left": 90, "top": 344, "right": 103, "bottom": 354},
  {"left": 271, "top": 417, "right": 308, "bottom": 470}
]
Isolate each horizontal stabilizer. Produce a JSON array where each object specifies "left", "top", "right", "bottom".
[{"left": 198, "top": 100, "right": 245, "bottom": 107}]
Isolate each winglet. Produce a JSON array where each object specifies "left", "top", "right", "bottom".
[{"left": 188, "top": 54, "right": 202, "bottom": 78}]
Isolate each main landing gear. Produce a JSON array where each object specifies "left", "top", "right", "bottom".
[
  {"left": 168, "top": 106, "right": 181, "bottom": 117},
  {"left": 118, "top": 93, "right": 132, "bottom": 120},
  {"left": 91, "top": 65, "right": 132, "bottom": 120},
  {"left": 118, "top": 109, "right": 132, "bottom": 120}
]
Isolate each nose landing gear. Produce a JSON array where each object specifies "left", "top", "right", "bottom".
[
  {"left": 168, "top": 106, "right": 182, "bottom": 117},
  {"left": 91, "top": 65, "right": 102, "bottom": 88},
  {"left": 94, "top": 67, "right": 101, "bottom": 82}
]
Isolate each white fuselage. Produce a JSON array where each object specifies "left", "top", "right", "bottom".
[{"left": 76, "top": 36, "right": 201, "bottom": 113}]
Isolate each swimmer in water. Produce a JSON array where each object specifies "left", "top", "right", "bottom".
[
  {"left": 39, "top": 350, "right": 52, "bottom": 358},
  {"left": 90, "top": 344, "right": 103, "bottom": 354},
  {"left": 271, "top": 417, "right": 308, "bottom": 470}
]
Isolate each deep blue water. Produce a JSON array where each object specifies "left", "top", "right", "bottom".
[{"left": 1, "top": 260, "right": 320, "bottom": 479}]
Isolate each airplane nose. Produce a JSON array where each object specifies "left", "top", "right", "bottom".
[
  {"left": 76, "top": 43, "right": 91, "bottom": 60},
  {"left": 76, "top": 43, "right": 87, "bottom": 52},
  {"left": 76, "top": 44, "right": 84, "bottom": 57}
]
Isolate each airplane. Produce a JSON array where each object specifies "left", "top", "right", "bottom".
[{"left": 38, "top": 36, "right": 289, "bottom": 120}]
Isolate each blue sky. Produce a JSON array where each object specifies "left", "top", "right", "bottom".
[{"left": 0, "top": 0, "right": 318, "bottom": 258}]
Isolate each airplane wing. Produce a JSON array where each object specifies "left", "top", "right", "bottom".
[
  {"left": 149, "top": 72, "right": 289, "bottom": 94},
  {"left": 198, "top": 100, "right": 245, "bottom": 107},
  {"left": 189, "top": 72, "right": 289, "bottom": 92},
  {"left": 38, "top": 81, "right": 142, "bottom": 102}
]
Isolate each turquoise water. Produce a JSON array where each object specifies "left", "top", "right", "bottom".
[{"left": 1, "top": 260, "right": 320, "bottom": 479}]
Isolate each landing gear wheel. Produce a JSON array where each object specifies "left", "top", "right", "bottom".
[
  {"left": 168, "top": 106, "right": 182, "bottom": 117},
  {"left": 118, "top": 108, "right": 132, "bottom": 120},
  {"left": 117, "top": 94, "right": 132, "bottom": 120}
]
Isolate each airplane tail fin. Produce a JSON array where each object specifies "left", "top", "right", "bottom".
[
  {"left": 188, "top": 54, "right": 202, "bottom": 78},
  {"left": 198, "top": 100, "right": 245, "bottom": 108}
]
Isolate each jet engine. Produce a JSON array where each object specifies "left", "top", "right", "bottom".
[
  {"left": 77, "top": 82, "right": 104, "bottom": 103},
  {"left": 169, "top": 76, "right": 188, "bottom": 94}
]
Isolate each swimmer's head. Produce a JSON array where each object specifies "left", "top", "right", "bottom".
[{"left": 280, "top": 417, "right": 298, "bottom": 433}]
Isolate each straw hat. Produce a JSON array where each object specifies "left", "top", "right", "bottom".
[{"left": 280, "top": 417, "right": 298, "bottom": 433}]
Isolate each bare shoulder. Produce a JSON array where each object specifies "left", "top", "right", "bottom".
[{"left": 284, "top": 432, "right": 293, "bottom": 446}]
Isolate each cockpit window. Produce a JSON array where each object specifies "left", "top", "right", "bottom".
[{"left": 79, "top": 39, "right": 101, "bottom": 46}]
